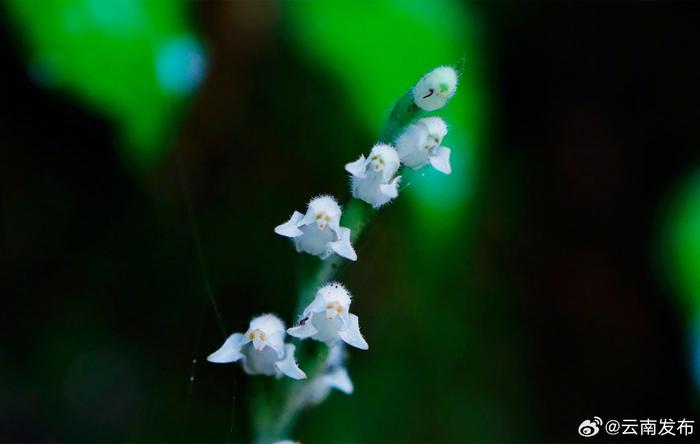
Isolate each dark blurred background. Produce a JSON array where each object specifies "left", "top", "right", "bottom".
[{"left": 1, "top": 1, "right": 699, "bottom": 442}]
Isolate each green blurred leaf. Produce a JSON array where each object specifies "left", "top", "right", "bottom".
[
  {"left": 663, "top": 171, "right": 700, "bottom": 317},
  {"left": 4, "top": 0, "right": 205, "bottom": 169}
]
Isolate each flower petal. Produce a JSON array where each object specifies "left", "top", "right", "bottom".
[
  {"left": 379, "top": 176, "right": 401, "bottom": 199},
  {"left": 267, "top": 331, "right": 286, "bottom": 359},
  {"left": 287, "top": 321, "right": 319, "bottom": 339},
  {"left": 275, "top": 343, "right": 307, "bottom": 380},
  {"left": 274, "top": 211, "right": 304, "bottom": 237},
  {"left": 207, "top": 333, "right": 245, "bottom": 363},
  {"left": 429, "top": 146, "right": 452, "bottom": 175},
  {"left": 299, "top": 209, "right": 317, "bottom": 227},
  {"left": 323, "top": 367, "right": 354, "bottom": 394},
  {"left": 329, "top": 226, "right": 357, "bottom": 261},
  {"left": 249, "top": 314, "right": 286, "bottom": 334},
  {"left": 338, "top": 313, "right": 368, "bottom": 350},
  {"left": 345, "top": 155, "right": 367, "bottom": 178}
]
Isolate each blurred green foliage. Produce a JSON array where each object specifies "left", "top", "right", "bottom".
[
  {"left": 663, "top": 172, "right": 700, "bottom": 317},
  {"left": 4, "top": 0, "right": 204, "bottom": 168}
]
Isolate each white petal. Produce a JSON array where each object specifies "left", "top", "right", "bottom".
[
  {"left": 296, "top": 224, "right": 335, "bottom": 257},
  {"left": 305, "top": 292, "right": 329, "bottom": 315},
  {"left": 382, "top": 160, "right": 400, "bottom": 181},
  {"left": 207, "top": 333, "right": 245, "bottom": 363},
  {"left": 310, "top": 312, "right": 344, "bottom": 344},
  {"left": 396, "top": 124, "right": 430, "bottom": 169},
  {"left": 287, "top": 321, "right": 319, "bottom": 339},
  {"left": 338, "top": 313, "right": 368, "bottom": 350},
  {"left": 345, "top": 155, "right": 367, "bottom": 178},
  {"left": 242, "top": 345, "right": 278, "bottom": 376},
  {"left": 307, "top": 195, "right": 341, "bottom": 221},
  {"left": 326, "top": 343, "right": 346, "bottom": 368},
  {"left": 267, "top": 331, "right": 286, "bottom": 358},
  {"left": 274, "top": 211, "right": 304, "bottom": 238},
  {"left": 249, "top": 314, "right": 286, "bottom": 335},
  {"left": 329, "top": 226, "right": 357, "bottom": 261},
  {"left": 430, "top": 146, "right": 452, "bottom": 175},
  {"left": 252, "top": 336, "right": 266, "bottom": 351},
  {"left": 293, "top": 238, "right": 304, "bottom": 253},
  {"left": 379, "top": 176, "right": 401, "bottom": 199},
  {"left": 328, "top": 216, "right": 341, "bottom": 233},
  {"left": 419, "top": 117, "right": 448, "bottom": 142},
  {"left": 318, "top": 282, "right": 352, "bottom": 308},
  {"left": 323, "top": 367, "right": 354, "bottom": 394},
  {"left": 306, "top": 379, "right": 332, "bottom": 406},
  {"left": 275, "top": 343, "right": 307, "bottom": 380},
  {"left": 299, "top": 208, "right": 317, "bottom": 226},
  {"left": 370, "top": 144, "right": 400, "bottom": 181}
]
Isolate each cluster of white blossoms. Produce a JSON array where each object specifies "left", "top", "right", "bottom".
[
  {"left": 207, "top": 65, "right": 459, "bottom": 439},
  {"left": 345, "top": 66, "right": 457, "bottom": 209},
  {"left": 207, "top": 284, "right": 365, "bottom": 388}
]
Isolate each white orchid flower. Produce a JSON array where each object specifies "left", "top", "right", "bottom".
[
  {"left": 275, "top": 195, "right": 357, "bottom": 261},
  {"left": 207, "top": 314, "right": 306, "bottom": 380},
  {"left": 396, "top": 117, "right": 451, "bottom": 174},
  {"left": 305, "top": 344, "right": 354, "bottom": 406},
  {"left": 287, "top": 282, "right": 368, "bottom": 350},
  {"left": 412, "top": 66, "right": 458, "bottom": 111},
  {"left": 345, "top": 143, "right": 402, "bottom": 209}
]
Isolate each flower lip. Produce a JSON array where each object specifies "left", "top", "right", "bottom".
[
  {"left": 325, "top": 301, "right": 345, "bottom": 320},
  {"left": 314, "top": 212, "right": 332, "bottom": 229},
  {"left": 246, "top": 328, "right": 267, "bottom": 350},
  {"left": 370, "top": 155, "right": 384, "bottom": 172}
]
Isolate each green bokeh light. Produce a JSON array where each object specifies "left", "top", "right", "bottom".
[
  {"left": 4, "top": 0, "right": 205, "bottom": 169},
  {"left": 663, "top": 170, "right": 700, "bottom": 317}
]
